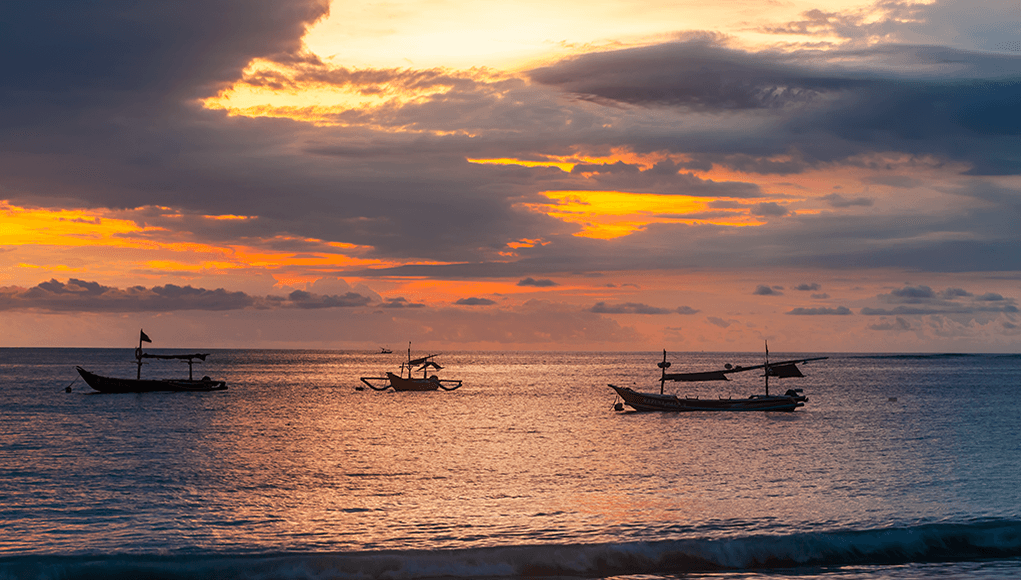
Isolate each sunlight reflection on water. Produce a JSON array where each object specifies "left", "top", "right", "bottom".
[{"left": 2, "top": 349, "right": 1020, "bottom": 556}]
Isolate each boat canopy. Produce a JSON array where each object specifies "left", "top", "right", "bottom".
[
  {"left": 663, "top": 356, "right": 825, "bottom": 382},
  {"left": 767, "top": 362, "right": 805, "bottom": 378},
  {"left": 664, "top": 370, "right": 731, "bottom": 382},
  {"left": 139, "top": 353, "right": 209, "bottom": 361},
  {"left": 408, "top": 355, "right": 438, "bottom": 366}
]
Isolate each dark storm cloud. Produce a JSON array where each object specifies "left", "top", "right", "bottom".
[
  {"left": 517, "top": 277, "right": 558, "bottom": 287},
  {"left": 529, "top": 41, "right": 1021, "bottom": 174},
  {"left": 0, "top": 279, "right": 374, "bottom": 312},
  {"left": 284, "top": 290, "right": 373, "bottom": 309},
  {"left": 859, "top": 284, "right": 1018, "bottom": 315},
  {"left": 528, "top": 41, "right": 842, "bottom": 111},
  {"left": 378, "top": 297, "right": 426, "bottom": 309},
  {"left": 0, "top": 279, "right": 251, "bottom": 312},
  {"left": 589, "top": 302, "right": 698, "bottom": 315},
  {"left": 1, "top": 1, "right": 328, "bottom": 109},
  {"left": 787, "top": 306, "right": 852, "bottom": 315},
  {"left": 751, "top": 202, "right": 790, "bottom": 217},
  {"left": 823, "top": 194, "right": 873, "bottom": 208},
  {"left": 454, "top": 297, "right": 496, "bottom": 306}
]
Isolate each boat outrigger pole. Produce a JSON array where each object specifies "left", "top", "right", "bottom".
[
  {"left": 658, "top": 349, "right": 671, "bottom": 394},
  {"left": 133, "top": 329, "right": 209, "bottom": 381},
  {"left": 135, "top": 329, "right": 150, "bottom": 379}
]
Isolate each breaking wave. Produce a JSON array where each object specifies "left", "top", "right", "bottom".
[{"left": 4, "top": 520, "right": 1021, "bottom": 580}]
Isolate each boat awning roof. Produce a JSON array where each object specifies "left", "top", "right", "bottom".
[
  {"left": 663, "top": 356, "right": 827, "bottom": 382},
  {"left": 768, "top": 363, "right": 805, "bottom": 378},
  {"left": 408, "top": 354, "right": 439, "bottom": 366},
  {"left": 664, "top": 370, "right": 730, "bottom": 382},
  {"left": 139, "top": 353, "right": 208, "bottom": 361}
]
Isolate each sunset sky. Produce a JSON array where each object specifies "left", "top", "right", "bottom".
[{"left": 2, "top": 0, "right": 1020, "bottom": 351}]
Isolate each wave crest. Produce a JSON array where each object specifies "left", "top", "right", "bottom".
[{"left": 4, "top": 520, "right": 1021, "bottom": 579}]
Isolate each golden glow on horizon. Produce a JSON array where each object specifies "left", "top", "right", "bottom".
[
  {"left": 0, "top": 203, "right": 389, "bottom": 285},
  {"left": 524, "top": 191, "right": 770, "bottom": 239},
  {"left": 0, "top": 203, "right": 162, "bottom": 247}
]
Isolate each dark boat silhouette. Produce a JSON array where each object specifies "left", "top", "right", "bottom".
[
  {"left": 75, "top": 329, "right": 227, "bottom": 393},
  {"left": 360, "top": 343, "right": 461, "bottom": 391},
  {"left": 610, "top": 342, "right": 824, "bottom": 412}
]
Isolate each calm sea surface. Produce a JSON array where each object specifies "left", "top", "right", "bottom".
[{"left": 1, "top": 348, "right": 1020, "bottom": 579}]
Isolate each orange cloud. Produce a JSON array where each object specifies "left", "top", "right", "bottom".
[
  {"left": 522, "top": 190, "right": 768, "bottom": 239},
  {"left": 1, "top": 202, "right": 155, "bottom": 248},
  {"left": 468, "top": 149, "right": 676, "bottom": 173},
  {"left": 1, "top": 203, "right": 390, "bottom": 286},
  {"left": 201, "top": 58, "right": 509, "bottom": 129}
]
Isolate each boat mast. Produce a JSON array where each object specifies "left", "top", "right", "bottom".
[
  {"left": 136, "top": 331, "right": 144, "bottom": 379},
  {"left": 764, "top": 340, "right": 769, "bottom": 396},
  {"left": 657, "top": 349, "right": 671, "bottom": 394}
]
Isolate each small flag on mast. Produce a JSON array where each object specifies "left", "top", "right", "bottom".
[{"left": 140, "top": 330, "right": 152, "bottom": 343}]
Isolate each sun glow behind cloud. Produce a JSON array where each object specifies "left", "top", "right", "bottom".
[
  {"left": 524, "top": 191, "right": 769, "bottom": 239},
  {"left": 0, "top": 203, "right": 385, "bottom": 287},
  {"left": 200, "top": 0, "right": 877, "bottom": 125},
  {"left": 299, "top": 0, "right": 870, "bottom": 71},
  {"left": 468, "top": 149, "right": 677, "bottom": 173},
  {"left": 1, "top": 202, "right": 153, "bottom": 247},
  {"left": 201, "top": 58, "right": 474, "bottom": 127}
]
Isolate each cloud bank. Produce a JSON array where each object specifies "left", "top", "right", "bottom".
[{"left": 0, "top": 279, "right": 374, "bottom": 313}]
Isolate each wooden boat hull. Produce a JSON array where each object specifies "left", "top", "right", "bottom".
[
  {"left": 76, "top": 366, "right": 227, "bottom": 393},
  {"left": 386, "top": 372, "right": 441, "bottom": 391},
  {"left": 609, "top": 384, "right": 806, "bottom": 412}
]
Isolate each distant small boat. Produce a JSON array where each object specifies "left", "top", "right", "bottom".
[
  {"left": 610, "top": 342, "right": 824, "bottom": 412},
  {"left": 75, "top": 329, "right": 227, "bottom": 393},
  {"left": 360, "top": 343, "right": 462, "bottom": 391},
  {"left": 378, "top": 347, "right": 393, "bottom": 354}
]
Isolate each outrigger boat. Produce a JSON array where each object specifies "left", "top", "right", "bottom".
[
  {"left": 609, "top": 343, "right": 825, "bottom": 412},
  {"left": 360, "top": 343, "right": 462, "bottom": 391},
  {"left": 75, "top": 330, "right": 227, "bottom": 393}
]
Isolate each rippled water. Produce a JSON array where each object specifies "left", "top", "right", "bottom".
[{"left": 2, "top": 348, "right": 1020, "bottom": 578}]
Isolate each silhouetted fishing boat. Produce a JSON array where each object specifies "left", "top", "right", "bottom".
[
  {"left": 75, "top": 330, "right": 227, "bottom": 393},
  {"left": 360, "top": 343, "right": 462, "bottom": 391},
  {"left": 610, "top": 343, "right": 824, "bottom": 412}
]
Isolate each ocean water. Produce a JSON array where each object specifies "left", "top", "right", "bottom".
[{"left": 1, "top": 348, "right": 1020, "bottom": 579}]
